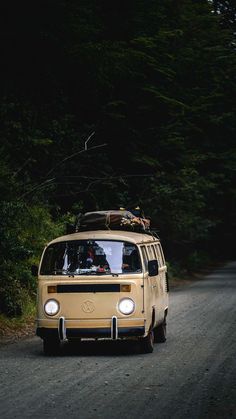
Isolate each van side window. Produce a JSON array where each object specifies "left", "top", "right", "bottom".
[
  {"left": 157, "top": 243, "right": 165, "bottom": 266},
  {"left": 159, "top": 244, "right": 165, "bottom": 265},
  {"left": 153, "top": 244, "right": 160, "bottom": 264},
  {"left": 151, "top": 245, "right": 157, "bottom": 260},
  {"left": 153, "top": 244, "right": 161, "bottom": 267},
  {"left": 147, "top": 245, "right": 155, "bottom": 260},
  {"left": 140, "top": 246, "right": 148, "bottom": 271}
]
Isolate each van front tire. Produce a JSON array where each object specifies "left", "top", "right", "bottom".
[
  {"left": 140, "top": 330, "right": 154, "bottom": 353},
  {"left": 154, "top": 322, "right": 167, "bottom": 343},
  {"left": 43, "top": 338, "right": 61, "bottom": 356}
]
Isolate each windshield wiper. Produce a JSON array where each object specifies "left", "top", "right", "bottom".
[
  {"left": 47, "top": 269, "right": 112, "bottom": 276},
  {"left": 48, "top": 269, "right": 69, "bottom": 275}
]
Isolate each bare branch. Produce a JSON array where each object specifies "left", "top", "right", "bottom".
[
  {"left": 84, "top": 131, "right": 95, "bottom": 150},
  {"left": 12, "top": 158, "right": 32, "bottom": 178},
  {"left": 19, "top": 178, "right": 55, "bottom": 199},
  {"left": 44, "top": 142, "right": 107, "bottom": 179}
]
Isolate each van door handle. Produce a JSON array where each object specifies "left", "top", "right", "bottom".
[{"left": 152, "top": 285, "right": 157, "bottom": 288}]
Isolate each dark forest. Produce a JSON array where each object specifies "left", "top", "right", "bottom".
[{"left": 0, "top": 0, "right": 235, "bottom": 316}]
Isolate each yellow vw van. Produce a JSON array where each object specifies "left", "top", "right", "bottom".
[{"left": 36, "top": 229, "right": 169, "bottom": 355}]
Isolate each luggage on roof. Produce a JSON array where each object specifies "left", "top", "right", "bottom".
[{"left": 75, "top": 210, "right": 150, "bottom": 233}]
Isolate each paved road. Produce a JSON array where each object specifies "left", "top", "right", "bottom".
[{"left": 0, "top": 262, "right": 236, "bottom": 419}]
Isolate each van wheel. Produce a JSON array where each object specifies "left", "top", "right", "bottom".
[
  {"left": 140, "top": 330, "right": 154, "bottom": 353},
  {"left": 43, "top": 338, "right": 61, "bottom": 356},
  {"left": 154, "top": 322, "right": 166, "bottom": 343}
]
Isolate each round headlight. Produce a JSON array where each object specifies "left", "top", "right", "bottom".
[
  {"left": 44, "top": 299, "right": 59, "bottom": 316},
  {"left": 118, "top": 298, "right": 135, "bottom": 315}
]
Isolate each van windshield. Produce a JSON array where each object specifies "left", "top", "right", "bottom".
[{"left": 40, "top": 240, "right": 141, "bottom": 275}]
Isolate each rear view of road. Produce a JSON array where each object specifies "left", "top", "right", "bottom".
[{"left": 0, "top": 262, "right": 235, "bottom": 419}]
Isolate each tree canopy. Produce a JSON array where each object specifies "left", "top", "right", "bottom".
[{"left": 0, "top": 0, "right": 235, "bottom": 314}]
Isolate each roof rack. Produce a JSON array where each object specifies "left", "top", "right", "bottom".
[{"left": 74, "top": 209, "right": 151, "bottom": 234}]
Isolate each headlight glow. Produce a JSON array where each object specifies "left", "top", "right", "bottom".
[
  {"left": 44, "top": 299, "right": 59, "bottom": 316},
  {"left": 118, "top": 298, "right": 135, "bottom": 315}
]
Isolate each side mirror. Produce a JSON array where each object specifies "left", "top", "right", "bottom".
[
  {"left": 31, "top": 264, "right": 38, "bottom": 277},
  {"left": 148, "top": 259, "right": 159, "bottom": 277}
]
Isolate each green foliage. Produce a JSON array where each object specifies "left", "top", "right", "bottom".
[
  {"left": 0, "top": 201, "right": 64, "bottom": 316},
  {"left": 0, "top": 264, "right": 30, "bottom": 316},
  {"left": 185, "top": 251, "right": 211, "bottom": 273},
  {"left": 0, "top": 0, "right": 235, "bottom": 315}
]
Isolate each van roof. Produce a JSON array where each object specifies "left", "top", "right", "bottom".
[{"left": 47, "top": 230, "right": 159, "bottom": 246}]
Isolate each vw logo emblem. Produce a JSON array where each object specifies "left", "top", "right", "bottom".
[{"left": 82, "top": 300, "right": 95, "bottom": 313}]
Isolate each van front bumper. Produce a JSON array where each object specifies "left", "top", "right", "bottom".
[{"left": 36, "top": 318, "right": 145, "bottom": 340}]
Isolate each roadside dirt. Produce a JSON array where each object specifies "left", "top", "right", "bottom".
[
  {"left": 169, "top": 261, "right": 226, "bottom": 288},
  {"left": 0, "top": 316, "right": 35, "bottom": 345}
]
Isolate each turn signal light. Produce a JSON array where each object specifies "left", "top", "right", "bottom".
[
  {"left": 121, "top": 284, "right": 131, "bottom": 292},
  {"left": 48, "top": 285, "right": 57, "bottom": 293}
]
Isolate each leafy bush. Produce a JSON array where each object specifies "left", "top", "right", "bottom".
[{"left": 0, "top": 201, "right": 63, "bottom": 316}]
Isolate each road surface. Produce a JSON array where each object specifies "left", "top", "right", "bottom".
[{"left": 0, "top": 262, "right": 236, "bottom": 418}]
